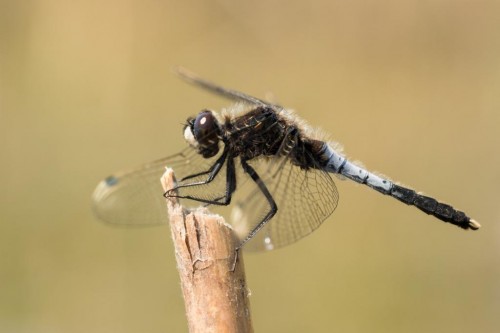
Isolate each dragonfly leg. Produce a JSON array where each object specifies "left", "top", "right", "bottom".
[
  {"left": 236, "top": 159, "right": 278, "bottom": 249},
  {"left": 166, "top": 148, "right": 237, "bottom": 206}
]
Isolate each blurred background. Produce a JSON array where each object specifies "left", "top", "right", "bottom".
[{"left": 1, "top": 0, "right": 499, "bottom": 332}]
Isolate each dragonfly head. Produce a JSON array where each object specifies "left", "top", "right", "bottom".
[{"left": 184, "top": 110, "right": 221, "bottom": 158}]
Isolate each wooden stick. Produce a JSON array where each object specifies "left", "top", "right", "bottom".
[{"left": 161, "top": 168, "right": 253, "bottom": 333}]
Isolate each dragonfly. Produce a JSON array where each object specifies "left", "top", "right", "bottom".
[{"left": 92, "top": 68, "right": 480, "bottom": 251}]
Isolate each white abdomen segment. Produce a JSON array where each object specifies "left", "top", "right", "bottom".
[{"left": 322, "top": 144, "right": 393, "bottom": 194}]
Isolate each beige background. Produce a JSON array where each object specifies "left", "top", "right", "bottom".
[{"left": 1, "top": 1, "right": 499, "bottom": 332}]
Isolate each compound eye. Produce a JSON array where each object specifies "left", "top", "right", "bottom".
[{"left": 193, "top": 110, "right": 218, "bottom": 143}]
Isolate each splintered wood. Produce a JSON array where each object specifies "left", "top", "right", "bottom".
[{"left": 161, "top": 168, "right": 253, "bottom": 333}]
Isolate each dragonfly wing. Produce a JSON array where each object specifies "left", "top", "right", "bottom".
[
  {"left": 229, "top": 155, "right": 339, "bottom": 251},
  {"left": 92, "top": 147, "right": 216, "bottom": 226},
  {"left": 175, "top": 66, "right": 284, "bottom": 110}
]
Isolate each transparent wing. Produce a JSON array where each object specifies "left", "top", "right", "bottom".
[
  {"left": 91, "top": 146, "right": 221, "bottom": 226},
  {"left": 175, "top": 66, "right": 283, "bottom": 109},
  {"left": 92, "top": 143, "right": 339, "bottom": 249},
  {"left": 229, "top": 156, "right": 339, "bottom": 251}
]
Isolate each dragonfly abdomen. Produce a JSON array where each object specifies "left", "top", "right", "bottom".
[
  {"left": 389, "top": 184, "right": 479, "bottom": 230},
  {"left": 320, "top": 143, "right": 480, "bottom": 230}
]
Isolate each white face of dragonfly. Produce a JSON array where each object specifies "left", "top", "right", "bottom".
[{"left": 183, "top": 124, "right": 198, "bottom": 148}]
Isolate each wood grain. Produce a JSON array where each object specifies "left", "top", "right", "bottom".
[{"left": 161, "top": 168, "right": 253, "bottom": 333}]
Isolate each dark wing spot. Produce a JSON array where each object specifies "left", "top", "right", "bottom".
[{"left": 105, "top": 176, "right": 118, "bottom": 186}]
